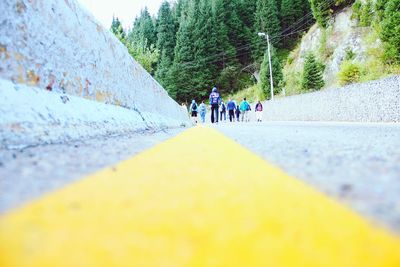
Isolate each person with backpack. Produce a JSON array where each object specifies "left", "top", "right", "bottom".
[
  {"left": 189, "top": 99, "right": 198, "bottom": 124},
  {"left": 255, "top": 100, "right": 263, "bottom": 122},
  {"left": 209, "top": 87, "right": 221, "bottom": 123},
  {"left": 199, "top": 101, "right": 207, "bottom": 123},
  {"left": 239, "top": 98, "right": 250, "bottom": 122},
  {"left": 246, "top": 101, "right": 252, "bottom": 122},
  {"left": 220, "top": 101, "right": 227, "bottom": 122},
  {"left": 227, "top": 99, "right": 236, "bottom": 122},
  {"left": 235, "top": 104, "right": 241, "bottom": 122}
]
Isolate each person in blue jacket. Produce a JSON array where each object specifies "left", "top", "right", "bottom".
[
  {"left": 227, "top": 99, "right": 236, "bottom": 122},
  {"left": 220, "top": 101, "right": 227, "bottom": 121},
  {"left": 199, "top": 101, "right": 207, "bottom": 123},
  {"left": 209, "top": 87, "right": 221, "bottom": 123}
]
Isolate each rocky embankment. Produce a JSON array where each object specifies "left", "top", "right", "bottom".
[{"left": 264, "top": 76, "right": 400, "bottom": 122}]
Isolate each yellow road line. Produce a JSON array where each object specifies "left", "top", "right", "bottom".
[{"left": 0, "top": 126, "right": 399, "bottom": 267}]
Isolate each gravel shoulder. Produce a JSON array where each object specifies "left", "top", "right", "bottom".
[
  {"left": 215, "top": 121, "right": 400, "bottom": 232},
  {"left": 263, "top": 76, "right": 400, "bottom": 122},
  {"left": 0, "top": 128, "right": 184, "bottom": 213}
]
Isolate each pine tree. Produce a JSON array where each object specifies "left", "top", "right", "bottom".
[
  {"left": 156, "top": 51, "right": 173, "bottom": 92},
  {"left": 214, "top": 0, "right": 238, "bottom": 69},
  {"left": 192, "top": 0, "right": 218, "bottom": 96},
  {"left": 276, "top": 0, "right": 282, "bottom": 12},
  {"left": 170, "top": 2, "right": 198, "bottom": 101},
  {"left": 110, "top": 17, "right": 126, "bottom": 43},
  {"left": 380, "top": 0, "right": 400, "bottom": 64},
  {"left": 140, "top": 8, "right": 157, "bottom": 48},
  {"left": 155, "top": 1, "right": 176, "bottom": 89},
  {"left": 260, "top": 46, "right": 283, "bottom": 99},
  {"left": 128, "top": 8, "right": 157, "bottom": 49},
  {"left": 156, "top": 2, "right": 176, "bottom": 55},
  {"left": 254, "top": 0, "right": 281, "bottom": 59},
  {"left": 225, "top": 0, "right": 252, "bottom": 64},
  {"left": 302, "top": 0, "right": 312, "bottom": 18},
  {"left": 110, "top": 17, "right": 159, "bottom": 74},
  {"left": 173, "top": 0, "right": 186, "bottom": 27},
  {"left": 238, "top": 0, "right": 258, "bottom": 65},
  {"left": 281, "top": 0, "right": 303, "bottom": 30},
  {"left": 239, "top": 0, "right": 257, "bottom": 30},
  {"left": 375, "top": 0, "right": 389, "bottom": 21},
  {"left": 359, "top": 0, "right": 373, "bottom": 26},
  {"left": 309, "top": 0, "right": 331, "bottom": 27},
  {"left": 301, "top": 53, "right": 325, "bottom": 91}
]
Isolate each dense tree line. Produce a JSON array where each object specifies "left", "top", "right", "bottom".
[
  {"left": 374, "top": 0, "right": 400, "bottom": 64},
  {"left": 351, "top": 0, "right": 399, "bottom": 64},
  {"left": 113, "top": 0, "right": 400, "bottom": 102},
  {"left": 111, "top": 0, "right": 398, "bottom": 102},
  {"left": 111, "top": 0, "right": 318, "bottom": 102}
]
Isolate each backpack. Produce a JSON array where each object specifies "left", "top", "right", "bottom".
[
  {"left": 246, "top": 102, "right": 251, "bottom": 111},
  {"left": 210, "top": 92, "right": 220, "bottom": 104},
  {"left": 192, "top": 103, "right": 197, "bottom": 111}
]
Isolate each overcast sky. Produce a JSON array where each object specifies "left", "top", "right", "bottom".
[{"left": 77, "top": 0, "right": 164, "bottom": 29}]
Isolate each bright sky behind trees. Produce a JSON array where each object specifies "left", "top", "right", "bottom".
[{"left": 77, "top": 0, "right": 164, "bottom": 29}]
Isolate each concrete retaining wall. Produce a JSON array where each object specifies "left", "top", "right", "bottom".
[
  {"left": 0, "top": 0, "right": 189, "bottom": 148},
  {"left": 264, "top": 76, "right": 400, "bottom": 122}
]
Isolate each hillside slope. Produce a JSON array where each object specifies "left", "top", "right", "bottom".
[{"left": 282, "top": 5, "right": 399, "bottom": 96}]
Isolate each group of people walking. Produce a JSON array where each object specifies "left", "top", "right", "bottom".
[{"left": 184, "top": 87, "right": 264, "bottom": 124}]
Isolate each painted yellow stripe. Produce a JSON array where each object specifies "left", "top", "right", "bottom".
[{"left": 0, "top": 126, "right": 399, "bottom": 267}]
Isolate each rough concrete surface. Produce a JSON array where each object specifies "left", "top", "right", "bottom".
[
  {"left": 0, "top": 0, "right": 184, "bottom": 117},
  {"left": 0, "top": 0, "right": 189, "bottom": 146},
  {"left": 0, "top": 79, "right": 190, "bottom": 149},
  {"left": 216, "top": 122, "right": 400, "bottom": 232},
  {"left": 265, "top": 76, "right": 400, "bottom": 122},
  {"left": 0, "top": 128, "right": 185, "bottom": 213}
]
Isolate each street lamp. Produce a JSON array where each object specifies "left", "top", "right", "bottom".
[{"left": 258, "top": 32, "right": 274, "bottom": 101}]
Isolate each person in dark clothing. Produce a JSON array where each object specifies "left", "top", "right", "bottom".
[
  {"left": 227, "top": 99, "right": 236, "bottom": 122},
  {"left": 235, "top": 105, "right": 240, "bottom": 122},
  {"left": 220, "top": 101, "right": 226, "bottom": 121},
  {"left": 189, "top": 99, "right": 198, "bottom": 124},
  {"left": 209, "top": 87, "right": 221, "bottom": 123}
]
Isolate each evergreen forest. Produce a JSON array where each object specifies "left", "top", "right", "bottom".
[{"left": 110, "top": 0, "right": 399, "bottom": 102}]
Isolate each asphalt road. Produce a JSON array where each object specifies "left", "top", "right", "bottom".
[
  {"left": 3, "top": 126, "right": 399, "bottom": 266},
  {"left": 0, "top": 128, "right": 184, "bottom": 213},
  {"left": 215, "top": 121, "right": 400, "bottom": 232},
  {"left": 1, "top": 121, "right": 399, "bottom": 232}
]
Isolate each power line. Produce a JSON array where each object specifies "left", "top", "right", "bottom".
[
  {"left": 279, "top": 0, "right": 335, "bottom": 35},
  {"left": 271, "top": 0, "right": 335, "bottom": 46},
  {"left": 171, "top": 0, "right": 336, "bottom": 70}
]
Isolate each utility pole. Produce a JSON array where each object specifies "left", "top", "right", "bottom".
[
  {"left": 258, "top": 32, "right": 274, "bottom": 101},
  {"left": 266, "top": 34, "right": 274, "bottom": 101}
]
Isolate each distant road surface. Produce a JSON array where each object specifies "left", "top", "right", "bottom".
[{"left": 216, "top": 121, "right": 400, "bottom": 231}]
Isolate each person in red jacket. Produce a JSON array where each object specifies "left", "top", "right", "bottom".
[{"left": 255, "top": 101, "right": 263, "bottom": 122}]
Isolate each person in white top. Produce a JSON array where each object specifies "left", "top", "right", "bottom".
[{"left": 255, "top": 100, "right": 263, "bottom": 122}]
